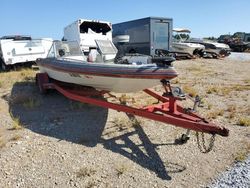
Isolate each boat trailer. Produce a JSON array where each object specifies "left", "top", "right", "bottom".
[{"left": 36, "top": 73, "right": 229, "bottom": 139}]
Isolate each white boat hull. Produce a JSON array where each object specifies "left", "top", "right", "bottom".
[
  {"left": 39, "top": 66, "right": 161, "bottom": 93},
  {"left": 172, "top": 42, "right": 205, "bottom": 56}
]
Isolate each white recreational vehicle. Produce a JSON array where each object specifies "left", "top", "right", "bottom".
[
  {"left": 0, "top": 35, "right": 52, "bottom": 70},
  {"left": 63, "top": 19, "right": 113, "bottom": 55}
]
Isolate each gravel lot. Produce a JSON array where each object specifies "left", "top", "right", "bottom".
[
  {"left": 209, "top": 155, "right": 250, "bottom": 188},
  {"left": 0, "top": 58, "right": 249, "bottom": 187}
]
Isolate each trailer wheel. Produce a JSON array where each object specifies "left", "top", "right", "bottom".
[
  {"left": 0, "top": 60, "right": 10, "bottom": 71},
  {"left": 36, "top": 73, "right": 49, "bottom": 94}
]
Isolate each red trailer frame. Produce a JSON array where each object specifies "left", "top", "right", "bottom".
[{"left": 36, "top": 73, "right": 229, "bottom": 137}]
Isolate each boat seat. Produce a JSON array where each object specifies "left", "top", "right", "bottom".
[{"left": 88, "top": 49, "right": 102, "bottom": 62}]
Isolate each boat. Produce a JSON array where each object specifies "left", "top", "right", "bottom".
[
  {"left": 36, "top": 40, "right": 177, "bottom": 93},
  {"left": 188, "top": 38, "right": 231, "bottom": 58},
  {"left": 35, "top": 40, "right": 229, "bottom": 139},
  {"left": 171, "top": 28, "right": 205, "bottom": 58}
]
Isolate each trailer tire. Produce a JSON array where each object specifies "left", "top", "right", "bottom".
[
  {"left": 0, "top": 60, "right": 10, "bottom": 71},
  {"left": 36, "top": 73, "right": 49, "bottom": 94}
]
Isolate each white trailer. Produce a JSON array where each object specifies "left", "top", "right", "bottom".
[
  {"left": 63, "top": 19, "right": 112, "bottom": 54},
  {"left": 0, "top": 35, "right": 52, "bottom": 70}
]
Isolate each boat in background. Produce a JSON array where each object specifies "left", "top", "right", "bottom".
[
  {"left": 188, "top": 38, "right": 231, "bottom": 58},
  {"left": 36, "top": 40, "right": 177, "bottom": 93},
  {"left": 171, "top": 28, "right": 205, "bottom": 58}
]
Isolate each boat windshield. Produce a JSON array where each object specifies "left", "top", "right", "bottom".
[
  {"left": 47, "top": 41, "right": 83, "bottom": 58},
  {"left": 173, "top": 32, "right": 190, "bottom": 42}
]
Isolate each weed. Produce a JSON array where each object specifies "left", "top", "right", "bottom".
[
  {"left": 69, "top": 100, "right": 86, "bottom": 110},
  {"left": 131, "top": 118, "right": 141, "bottom": 127},
  {"left": 10, "top": 113, "right": 23, "bottom": 130},
  {"left": 220, "top": 87, "right": 231, "bottom": 95},
  {"left": 10, "top": 134, "right": 22, "bottom": 141},
  {"left": 234, "top": 151, "right": 248, "bottom": 162},
  {"left": 206, "top": 86, "right": 219, "bottom": 94},
  {"left": 244, "top": 79, "right": 250, "bottom": 84},
  {"left": 115, "top": 164, "right": 129, "bottom": 177},
  {"left": 112, "top": 117, "right": 131, "bottom": 130},
  {"left": 172, "top": 78, "right": 179, "bottom": 84},
  {"left": 233, "top": 85, "right": 250, "bottom": 91},
  {"left": 76, "top": 167, "right": 96, "bottom": 178},
  {"left": 228, "top": 112, "right": 236, "bottom": 119},
  {"left": 183, "top": 85, "right": 197, "bottom": 97},
  {"left": 0, "top": 81, "right": 3, "bottom": 88},
  {"left": 20, "top": 69, "right": 35, "bottom": 81},
  {"left": 206, "top": 109, "right": 224, "bottom": 119},
  {"left": 119, "top": 94, "right": 129, "bottom": 105},
  {"left": 238, "top": 117, "right": 250, "bottom": 127},
  {"left": 23, "top": 98, "right": 40, "bottom": 109},
  {"left": 207, "top": 103, "right": 212, "bottom": 110}
]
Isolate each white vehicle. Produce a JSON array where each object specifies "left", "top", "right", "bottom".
[
  {"left": 0, "top": 35, "right": 52, "bottom": 70},
  {"left": 171, "top": 28, "right": 205, "bottom": 57},
  {"left": 63, "top": 19, "right": 113, "bottom": 54}
]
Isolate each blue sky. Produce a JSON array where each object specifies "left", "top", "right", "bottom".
[{"left": 1, "top": 0, "right": 249, "bottom": 39}]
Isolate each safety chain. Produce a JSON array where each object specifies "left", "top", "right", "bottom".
[{"left": 196, "top": 132, "right": 216, "bottom": 153}]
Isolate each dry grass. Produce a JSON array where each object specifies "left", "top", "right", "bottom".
[
  {"left": 234, "top": 142, "right": 250, "bottom": 162},
  {"left": 115, "top": 163, "right": 129, "bottom": 177},
  {"left": 112, "top": 117, "right": 133, "bottom": 130},
  {"left": 23, "top": 98, "right": 40, "bottom": 109},
  {"left": 182, "top": 85, "right": 197, "bottom": 97},
  {"left": 206, "top": 85, "right": 220, "bottom": 94},
  {"left": 76, "top": 167, "right": 96, "bottom": 178},
  {"left": 0, "top": 68, "right": 36, "bottom": 89},
  {"left": 206, "top": 109, "right": 224, "bottom": 119},
  {"left": 205, "top": 84, "right": 249, "bottom": 96},
  {"left": 10, "top": 134, "right": 22, "bottom": 141},
  {"left": 234, "top": 151, "right": 248, "bottom": 162},
  {"left": 10, "top": 113, "right": 23, "bottom": 130},
  {"left": 238, "top": 117, "right": 250, "bottom": 127}
]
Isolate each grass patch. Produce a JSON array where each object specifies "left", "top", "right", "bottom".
[
  {"left": 238, "top": 117, "right": 250, "bottom": 127},
  {"left": 10, "top": 113, "right": 23, "bottom": 130},
  {"left": 234, "top": 151, "right": 248, "bottom": 162},
  {"left": 23, "top": 98, "right": 40, "bottom": 109},
  {"left": 206, "top": 86, "right": 220, "bottom": 94},
  {"left": 232, "top": 85, "right": 250, "bottom": 91},
  {"left": 76, "top": 167, "right": 96, "bottom": 178},
  {"left": 182, "top": 85, "right": 197, "bottom": 97},
  {"left": 20, "top": 68, "right": 35, "bottom": 81},
  {"left": 0, "top": 68, "right": 36, "bottom": 89},
  {"left": 206, "top": 109, "right": 224, "bottom": 119}
]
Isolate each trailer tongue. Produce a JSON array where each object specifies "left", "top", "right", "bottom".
[{"left": 36, "top": 73, "right": 229, "bottom": 139}]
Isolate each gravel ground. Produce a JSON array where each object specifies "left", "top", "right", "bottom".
[
  {"left": 209, "top": 155, "right": 250, "bottom": 188},
  {"left": 0, "top": 58, "right": 249, "bottom": 187},
  {"left": 226, "top": 52, "right": 250, "bottom": 61}
]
